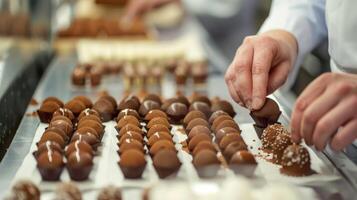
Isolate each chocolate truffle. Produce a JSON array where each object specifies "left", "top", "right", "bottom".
[
  {"left": 49, "top": 119, "right": 73, "bottom": 137},
  {"left": 118, "top": 95, "right": 141, "bottom": 111},
  {"left": 147, "top": 125, "right": 170, "bottom": 137},
  {"left": 38, "top": 102, "right": 61, "bottom": 123},
  {"left": 143, "top": 94, "right": 162, "bottom": 105},
  {"left": 97, "top": 185, "right": 122, "bottom": 200},
  {"left": 73, "top": 96, "right": 93, "bottom": 108},
  {"left": 11, "top": 180, "right": 40, "bottom": 200},
  {"left": 189, "top": 101, "right": 211, "bottom": 118},
  {"left": 192, "top": 149, "right": 220, "bottom": 178},
  {"left": 176, "top": 95, "right": 190, "bottom": 107},
  {"left": 78, "top": 108, "right": 101, "bottom": 121},
  {"left": 186, "top": 118, "right": 209, "bottom": 132},
  {"left": 90, "top": 68, "right": 102, "bottom": 87},
  {"left": 191, "top": 95, "right": 211, "bottom": 106},
  {"left": 209, "top": 110, "right": 229, "bottom": 124},
  {"left": 280, "top": 144, "right": 311, "bottom": 176},
  {"left": 77, "top": 120, "right": 104, "bottom": 137},
  {"left": 44, "top": 127, "right": 69, "bottom": 142},
  {"left": 214, "top": 120, "right": 240, "bottom": 133},
  {"left": 67, "top": 151, "right": 93, "bottom": 181},
  {"left": 223, "top": 141, "right": 247, "bottom": 161},
  {"left": 51, "top": 115, "right": 73, "bottom": 125},
  {"left": 147, "top": 132, "right": 172, "bottom": 147},
  {"left": 72, "top": 67, "right": 86, "bottom": 86},
  {"left": 219, "top": 133, "right": 244, "bottom": 151},
  {"left": 55, "top": 182, "right": 82, "bottom": 200},
  {"left": 149, "top": 140, "right": 176, "bottom": 156},
  {"left": 139, "top": 100, "right": 161, "bottom": 117},
  {"left": 35, "top": 141, "right": 63, "bottom": 158},
  {"left": 118, "top": 124, "right": 143, "bottom": 137},
  {"left": 38, "top": 132, "right": 66, "bottom": 148},
  {"left": 117, "top": 109, "right": 140, "bottom": 122},
  {"left": 161, "top": 98, "right": 179, "bottom": 111},
  {"left": 117, "top": 115, "right": 140, "bottom": 129},
  {"left": 118, "top": 138, "right": 143, "bottom": 154},
  {"left": 188, "top": 134, "right": 212, "bottom": 151},
  {"left": 100, "top": 95, "right": 117, "bottom": 109},
  {"left": 52, "top": 108, "right": 75, "bottom": 123},
  {"left": 250, "top": 98, "right": 281, "bottom": 127},
  {"left": 271, "top": 133, "right": 293, "bottom": 164},
  {"left": 166, "top": 102, "right": 188, "bottom": 123},
  {"left": 153, "top": 149, "right": 181, "bottom": 178},
  {"left": 71, "top": 132, "right": 100, "bottom": 148},
  {"left": 230, "top": 150, "right": 257, "bottom": 165},
  {"left": 118, "top": 131, "right": 143, "bottom": 145},
  {"left": 93, "top": 99, "right": 116, "bottom": 122},
  {"left": 188, "top": 125, "right": 211, "bottom": 140},
  {"left": 192, "top": 141, "right": 216, "bottom": 156},
  {"left": 43, "top": 96, "right": 64, "bottom": 107},
  {"left": 144, "top": 109, "right": 167, "bottom": 121},
  {"left": 211, "top": 100, "right": 236, "bottom": 117},
  {"left": 64, "top": 100, "right": 86, "bottom": 117},
  {"left": 147, "top": 117, "right": 170, "bottom": 129},
  {"left": 261, "top": 124, "right": 288, "bottom": 151},
  {"left": 65, "top": 140, "right": 94, "bottom": 158},
  {"left": 211, "top": 115, "right": 233, "bottom": 132},
  {"left": 37, "top": 151, "right": 64, "bottom": 181},
  {"left": 183, "top": 110, "right": 207, "bottom": 127},
  {"left": 119, "top": 149, "right": 147, "bottom": 179},
  {"left": 74, "top": 126, "right": 100, "bottom": 140},
  {"left": 215, "top": 127, "right": 240, "bottom": 144}
]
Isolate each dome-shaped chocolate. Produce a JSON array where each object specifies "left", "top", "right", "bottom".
[
  {"left": 166, "top": 102, "right": 188, "bottom": 123},
  {"left": 153, "top": 149, "right": 181, "bottom": 178},
  {"left": 139, "top": 100, "right": 161, "bottom": 117},
  {"left": 73, "top": 95, "right": 93, "bottom": 108},
  {"left": 280, "top": 144, "right": 311, "bottom": 176},
  {"left": 189, "top": 101, "right": 211, "bottom": 118},
  {"left": 183, "top": 110, "right": 207, "bottom": 127}
]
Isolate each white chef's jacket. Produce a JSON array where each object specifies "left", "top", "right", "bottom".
[{"left": 259, "top": 0, "right": 357, "bottom": 89}]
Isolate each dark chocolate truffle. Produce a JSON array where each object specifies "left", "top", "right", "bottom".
[
  {"left": 192, "top": 141, "right": 216, "bottom": 156},
  {"left": 192, "top": 149, "right": 220, "bottom": 178},
  {"left": 118, "top": 138, "right": 143, "bottom": 154},
  {"left": 219, "top": 133, "right": 244, "bottom": 151},
  {"left": 149, "top": 140, "right": 176, "bottom": 156},
  {"left": 153, "top": 149, "right": 181, "bottom": 178},
  {"left": 43, "top": 96, "right": 64, "bottom": 107},
  {"left": 186, "top": 118, "right": 209, "bottom": 132},
  {"left": 118, "top": 95, "right": 141, "bottom": 111},
  {"left": 223, "top": 141, "right": 247, "bottom": 161},
  {"left": 97, "top": 185, "right": 122, "bottom": 200},
  {"left": 37, "top": 151, "right": 64, "bottom": 181},
  {"left": 38, "top": 102, "right": 61, "bottom": 123},
  {"left": 78, "top": 108, "right": 101, "bottom": 121},
  {"left": 139, "top": 100, "right": 161, "bottom": 117},
  {"left": 143, "top": 94, "right": 162, "bottom": 105},
  {"left": 49, "top": 119, "right": 73, "bottom": 137},
  {"left": 117, "top": 109, "right": 140, "bottom": 122},
  {"left": 118, "top": 131, "right": 143, "bottom": 145},
  {"left": 71, "top": 132, "right": 100, "bottom": 148},
  {"left": 161, "top": 98, "right": 178, "bottom": 111},
  {"left": 43, "top": 127, "right": 69, "bottom": 142},
  {"left": 74, "top": 126, "right": 100, "bottom": 140},
  {"left": 65, "top": 140, "right": 94, "bottom": 158},
  {"left": 11, "top": 180, "right": 40, "bottom": 200},
  {"left": 38, "top": 132, "right": 66, "bottom": 149},
  {"left": 183, "top": 110, "right": 207, "bottom": 127},
  {"left": 147, "top": 117, "right": 170, "bottom": 129},
  {"left": 73, "top": 96, "right": 93, "bottom": 108},
  {"left": 67, "top": 151, "right": 93, "bottom": 181},
  {"left": 250, "top": 98, "right": 281, "bottom": 127},
  {"left": 147, "top": 132, "right": 172, "bottom": 147},
  {"left": 119, "top": 149, "right": 147, "bottom": 179},
  {"left": 188, "top": 134, "right": 212, "bottom": 151},
  {"left": 35, "top": 141, "right": 63, "bottom": 158},
  {"left": 209, "top": 110, "right": 229, "bottom": 124},
  {"left": 191, "top": 95, "right": 211, "bottom": 106},
  {"left": 211, "top": 100, "right": 236, "bottom": 117},
  {"left": 189, "top": 101, "right": 211, "bottom": 118},
  {"left": 52, "top": 108, "right": 75, "bottom": 123},
  {"left": 77, "top": 120, "right": 104, "bottom": 137},
  {"left": 118, "top": 124, "right": 143, "bottom": 137},
  {"left": 230, "top": 150, "right": 257, "bottom": 165},
  {"left": 176, "top": 95, "right": 190, "bottom": 107},
  {"left": 93, "top": 99, "right": 115, "bottom": 122},
  {"left": 166, "top": 102, "right": 188, "bottom": 123},
  {"left": 280, "top": 144, "right": 311, "bottom": 176},
  {"left": 64, "top": 100, "right": 86, "bottom": 116},
  {"left": 188, "top": 125, "right": 211, "bottom": 140},
  {"left": 261, "top": 124, "right": 288, "bottom": 151},
  {"left": 99, "top": 95, "right": 117, "bottom": 110}
]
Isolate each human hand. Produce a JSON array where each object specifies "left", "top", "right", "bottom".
[
  {"left": 225, "top": 30, "right": 298, "bottom": 110},
  {"left": 291, "top": 73, "right": 357, "bottom": 151}
]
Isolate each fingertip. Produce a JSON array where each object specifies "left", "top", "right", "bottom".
[{"left": 252, "top": 97, "right": 264, "bottom": 110}]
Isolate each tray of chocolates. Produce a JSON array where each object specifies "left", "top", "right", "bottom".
[{"left": 10, "top": 93, "right": 339, "bottom": 197}]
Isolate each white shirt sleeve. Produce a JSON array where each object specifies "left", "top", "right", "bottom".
[
  {"left": 259, "top": 0, "right": 328, "bottom": 90},
  {"left": 181, "top": 0, "right": 243, "bottom": 18}
]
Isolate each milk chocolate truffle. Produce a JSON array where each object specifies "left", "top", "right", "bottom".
[
  {"left": 153, "top": 149, "right": 181, "bottom": 178},
  {"left": 280, "top": 144, "right": 312, "bottom": 176},
  {"left": 93, "top": 99, "right": 116, "bottom": 122},
  {"left": 149, "top": 140, "right": 176, "bottom": 156},
  {"left": 64, "top": 100, "right": 86, "bottom": 117},
  {"left": 55, "top": 182, "right": 82, "bottom": 200},
  {"left": 189, "top": 102, "right": 211, "bottom": 118},
  {"left": 73, "top": 96, "right": 93, "bottom": 108},
  {"left": 117, "top": 109, "right": 140, "bottom": 122},
  {"left": 99, "top": 95, "right": 118, "bottom": 110},
  {"left": 97, "top": 185, "right": 122, "bottom": 200},
  {"left": 223, "top": 141, "right": 247, "bottom": 161},
  {"left": 117, "top": 115, "right": 140, "bottom": 129},
  {"left": 186, "top": 118, "right": 209, "bottom": 132},
  {"left": 209, "top": 110, "right": 229, "bottom": 124},
  {"left": 10, "top": 180, "right": 40, "bottom": 200},
  {"left": 144, "top": 109, "right": 167, "bottom": 121},
  {"left": 119, "top": 149, "right": 147, "bottom": 179},
  {"left": 118, "top": 138, "right": 143, "bottom": 154},
  {"left": 38, "top": 132, "right": 66, "bottom": 148},
  {"left": 119, "top": 95, "right": 141, "bottom": 111},
  {"left": 118, "top": 124, "right": 143, "bottom": 137},
  {"left": 77, "top": 120, "right": 104, "bottom": 137},
  {"left": 38, "top": 102, "right": 61, "bottom": 123},
  {"left": 188, "top": 134, "right": 212, "bottom": 151},
  {"left": 191, "top": 95, "right": 211, "bottom": 106},
  {"left": 53, "top": 108, "right": 75, "bottom": 123},
  {"left": 188, "top": 125, "right": 211, "bottom": 140},
  {"left": 214, "top": 120, "right": 240, "bottom": 133},
  {"left": 74, "top": 126, "right": 100, "bottom": 140},
  {"left": 192, "top": 141, "right": 216, "bottom": 156},
  {"left": 143, "top": 94, "right": 162, "bottom": 105},
  {"left": 147, "top": 124, "right": 170, "bottom": 137},
  {"left": 183, "top": 110, "right": 207, "bottom": 127},
  {"left": 211, "top": 100, "right": 236, "bottom": 117},
  {"left": 65, "top": 140, "right": 94, "bottom": 158},
  {"left": 166, "top": 102, "right": 188, "bottom": 123},
  {"left": 43, "top": 96, "right": 64, "bottom": 107},
  {"left": 72, "top": 67, "right": 86, "bottom": 86},
  {"left": 37, "top": 151, "right": 64, "bottom": 181},
  {"left": 118, "top": 131, "right": 143, "bottom": 145},
  {"left": 261, "top": 124, "right": 288, "bottom": 151},
  {"left": 147, "top": 132, "right": 172, "bottom": 146},
  {"left": 192, "top": 149, "right": 220, "bottom": 178},
  {"left": 219, "top": 133, "right": 244, "bottom": 151},
  {"left": 67, "top": 151, "right": 93, "bottom": 181},
  {"left": 139, "top": 100, "right": 161, "bottom": 116},
  {"left": 271, "top": 133, "right": 293, "bottom": 164},
  {"left": 71, "top": 132, "right": 100, "bottom": 149},
  {"left": 49, "top": 119, "right": 73, "bottom": 137},
  {"left": 250, "top": 98, "right": 281, "bottom": 127},
  {"left": 35, "top": 141, "right": 63, "bottom": 158},
  {"left": 51, "top": 115, "right": 73, "bottom": 125},
  {"left": 230, "top": 150, "right": 257, "bottom": 165},
  {"left": 78, "top": 108, "right": 101, "bottom": 121},
  {"left": 43, "top": 127, "right": 69, "bottom": 143},
  {"left": 147, "top": 117, "right": 170, "bottom": 129},
  {"left": 211, "top": 115, "right": 233, "bottom": 132},
  {"left": 215, "top": 127, "right": 240, "bottom": 144}
]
